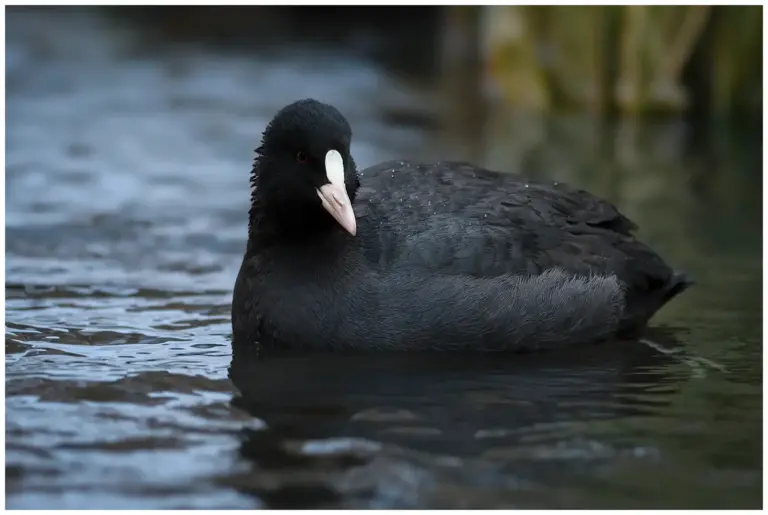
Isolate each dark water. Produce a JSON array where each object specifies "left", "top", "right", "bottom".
[{"left": 5, "top": 8, "right": 762, "bottom": 509}]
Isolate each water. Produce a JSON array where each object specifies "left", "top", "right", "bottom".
[{"left": 5, "top": 8, "right": 762, "bottom": 509}]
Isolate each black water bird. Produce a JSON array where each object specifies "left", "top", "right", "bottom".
[{"left": 232, "top": 99, "right": 691, "bottom": 352}]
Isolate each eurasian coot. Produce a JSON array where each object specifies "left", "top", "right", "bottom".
[{"left": 232, "top": 99, "right": 691, "bottom": 352}]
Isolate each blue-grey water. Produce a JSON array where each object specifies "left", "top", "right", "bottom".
[{"left": 5, "top": 8, "right": 762, "bottom": 509}]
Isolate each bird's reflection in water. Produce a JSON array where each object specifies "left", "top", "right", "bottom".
[{"left": 224, "top": 329, "right": 689, "bottom": 508}]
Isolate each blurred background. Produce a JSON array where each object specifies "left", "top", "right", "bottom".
[{"left": 5, "top": 6, "right": 763, "bottom": 510}]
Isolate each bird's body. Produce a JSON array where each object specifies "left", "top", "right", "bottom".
[
  {"left": 352, "top": 160, "right": 691, "bottom": 336},
  {"left": 232, "top": 99, "right": 691, "bottom": 353}
]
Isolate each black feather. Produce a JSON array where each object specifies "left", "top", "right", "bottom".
[{"left": 232, "top": 99, "right": 692, "bottom": 352}]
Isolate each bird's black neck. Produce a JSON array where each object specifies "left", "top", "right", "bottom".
[
  {"left": 247, "top": 187, "right": 360, "bottom": 258},
  {"left": 246, "top": 159, "right": 360, "bottom": 252}
]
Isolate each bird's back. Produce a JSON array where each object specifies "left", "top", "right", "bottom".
[{"left": 355, "top": 160, "right": 691, "bottom": 335}]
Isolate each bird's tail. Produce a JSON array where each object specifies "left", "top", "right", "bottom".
[{"left": 619, "top": 270, "right": 694, "bottom": 338}]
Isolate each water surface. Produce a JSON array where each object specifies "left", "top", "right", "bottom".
[{"left": 5, "top": 8, "right": 762, "bottom": 509}]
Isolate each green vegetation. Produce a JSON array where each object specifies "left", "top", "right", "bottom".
[{"left": 458, "top": 6, "right": 761, "bottom": 117}]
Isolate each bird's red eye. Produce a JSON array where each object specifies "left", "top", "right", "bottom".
[{"left": 296, "top": 151, "right": 308, "bottom": 164}]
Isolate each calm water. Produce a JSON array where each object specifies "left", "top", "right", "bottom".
[{"left": 6, "top": 9, "right": 762, "bottom": 509}]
